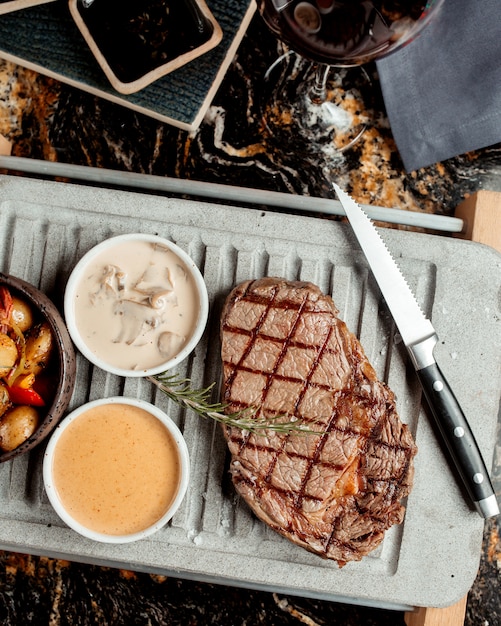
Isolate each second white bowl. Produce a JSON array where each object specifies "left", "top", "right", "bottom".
[{"left": 43, "top": 396, "right": 190, "bottom": 543}]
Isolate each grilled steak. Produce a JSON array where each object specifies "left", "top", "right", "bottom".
[{"left": 220, "top": 277, "right": 417, "bottom": 565}]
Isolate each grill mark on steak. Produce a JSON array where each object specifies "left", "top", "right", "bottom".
[
  {"left": 225, "top": 280, "right": 314, "bottom": 484},
  {"left": 220, "top": 277, "right": 417, "bottom": 565},
  {"left": 228, "top": 283, "right": 353, "bottom": 509},
  {"left": 223, "top": 280, "right": 280, "bottom": 396}
]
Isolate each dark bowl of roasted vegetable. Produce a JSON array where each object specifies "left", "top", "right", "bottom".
[{"left": 0, "top": 273, "right": 76, "bottom": 462}]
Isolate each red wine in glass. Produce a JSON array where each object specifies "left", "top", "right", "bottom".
[
  {"left": 257, "top": 0, "right": 431, "bottom": 65},
  {"left": 256, "top": 0, "right": 443, "bottom": 155}
]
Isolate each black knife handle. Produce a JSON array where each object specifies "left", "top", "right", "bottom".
[{"left": 417, "top": 362, "right": 499, "bottom": 517}]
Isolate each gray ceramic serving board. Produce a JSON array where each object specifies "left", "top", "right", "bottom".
[{"left": 0, "top": 174, "right": 499, "bottom": 611}]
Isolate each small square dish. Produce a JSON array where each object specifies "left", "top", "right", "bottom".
[
  {"left": 68, "top": 0, "right": 223, "bottom": 94},
  {"left": 0, "top": 0, "right": 55, "bottom": 16}
]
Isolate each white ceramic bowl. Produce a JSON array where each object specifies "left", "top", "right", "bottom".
[
  {"left": 43, "top": 396, "right": 190, "bottom": 543},
  {"left": 64, "top": 233, "right": 209, "bottom": 377}
]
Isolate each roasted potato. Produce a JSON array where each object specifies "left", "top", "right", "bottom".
[
  {"left": 22, "top": 321, "right": 53, "bottom": 376},
  {"left": 0, "top": 405, "right": 40, "bottom": 452},
  {"left": 0, "top": 333, "right": 18, "bottom": 377},
  {"left": 10, "top": 295, "right": 35, "bottom": 332}
]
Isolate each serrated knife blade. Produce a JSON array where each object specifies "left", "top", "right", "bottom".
[{"left": 333, "top": 183, "right": 499, "bottom": 519}]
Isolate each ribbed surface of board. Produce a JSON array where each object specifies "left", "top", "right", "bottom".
[{"left": 0, "top": 174, "right": 498, "bottom": 610}]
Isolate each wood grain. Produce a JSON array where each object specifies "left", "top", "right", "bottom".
[
  {"left": 404, "top": 596, "right": 468, "bottom": 626},
  {"left": 455, "top": 190, "right": 501, "bottom": 253},
  {"left": 404, "top": 189, "right": 501, "bottom": 626}
]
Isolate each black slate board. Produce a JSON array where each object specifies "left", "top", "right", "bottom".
[{"left": 0, "top": 0, "right": 255, "bottom": 130}]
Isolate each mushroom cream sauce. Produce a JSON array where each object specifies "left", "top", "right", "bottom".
[{"left": 73, "top": 240, "right": 200, "bottom": 371}]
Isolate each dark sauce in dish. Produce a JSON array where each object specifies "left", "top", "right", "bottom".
[
  {"left": 77, "top": 0, "right": 215, "bottom": 83},
  {"left": 257, "top": 0, "right": 427, "bottom": 65}
]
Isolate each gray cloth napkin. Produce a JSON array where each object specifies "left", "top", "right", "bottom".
[{"left": 375, "top": 0, "right": 501, "bottom": 172}]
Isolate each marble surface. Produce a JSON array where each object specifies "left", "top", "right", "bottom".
[
  {"left": 0, "top": 11, "right": 500, "bottom": 626},
  {"left": 1, "top": 15, "right": 501, "bottom": 210}
]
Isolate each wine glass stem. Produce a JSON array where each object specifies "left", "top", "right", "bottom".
[{"left": 309, "top": 64, "right": 330, "bottom": 103}]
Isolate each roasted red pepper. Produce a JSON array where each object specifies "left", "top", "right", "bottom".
[{"left": 7, "top": 385, "right": 45, "bottom": 407}]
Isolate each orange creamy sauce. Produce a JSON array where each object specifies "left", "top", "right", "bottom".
[
  {"left": 52, "top": 403, "right": 181, "bottom": 535},
  {"left": 74, "top": 240, "right": 200, "bottom": 371}
]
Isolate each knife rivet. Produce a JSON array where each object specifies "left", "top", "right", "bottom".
[
  {"left": 433, "top": 380, "right": 444, "bottom": 392},
  {"left": 473, "top": 473, "right": 484, "bottom": 484},
  {"left": 454, "top": 426, "right": 465, "bottom": 438}
]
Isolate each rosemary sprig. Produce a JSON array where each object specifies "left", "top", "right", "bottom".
[{"left": 150, "top": 373, "right": 317, "bottom": 434}]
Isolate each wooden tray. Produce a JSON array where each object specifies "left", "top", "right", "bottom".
[{"left": 405, "top": 190, "right": 501, "bottom": 626}]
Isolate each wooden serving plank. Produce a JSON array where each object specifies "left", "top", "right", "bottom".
[
  {"left": 0, "top": 0, "right": 54, "bottom": 16},
  {"left": 405, "top": 596, "right": 468, "bottom": 626},
  {"left": 404, "top": 189, "right": 501, "bottom": 626},
  {"left": 455, "top": 190, "right": 501, "bottom": 254}
]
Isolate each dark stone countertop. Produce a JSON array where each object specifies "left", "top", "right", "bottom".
[{"left": 0, "top": 12, "right": 500, "bottom": 626}]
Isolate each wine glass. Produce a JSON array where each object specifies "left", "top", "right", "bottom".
[{"left": 256, "top": 0, "right": 445, "bottom": 157}]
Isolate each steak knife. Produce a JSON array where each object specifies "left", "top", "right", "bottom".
[{"left": 333, "top": 183, "right": 499, "bottom": 519}]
